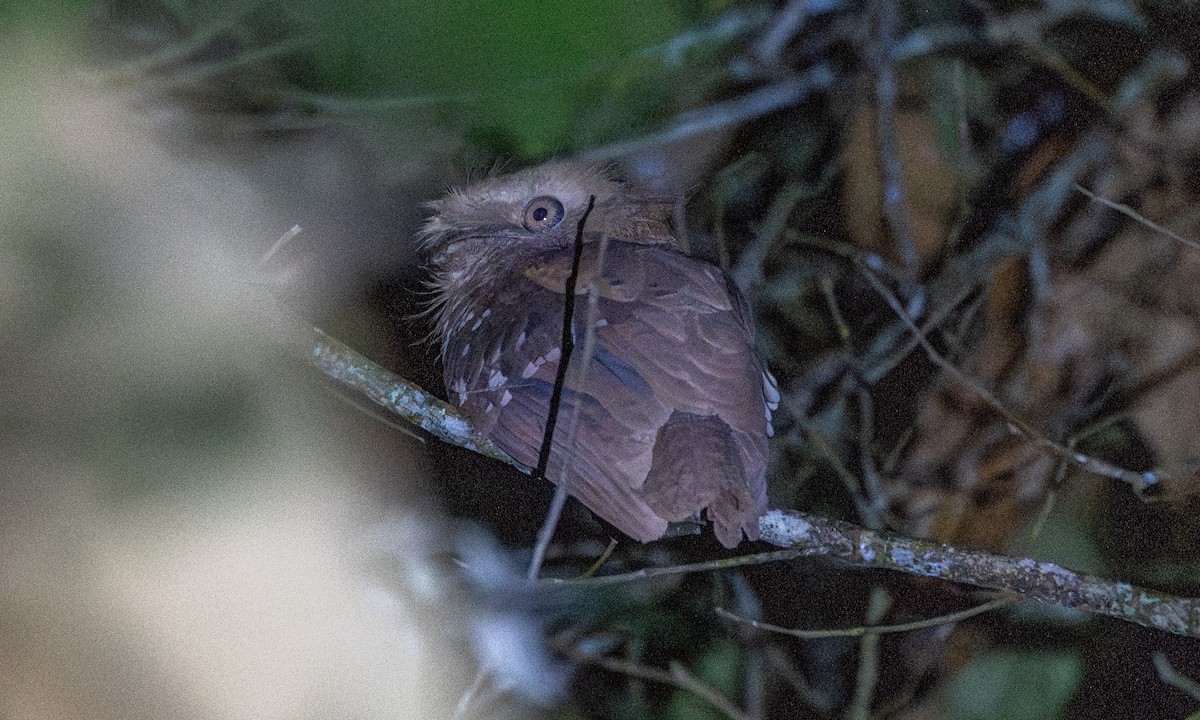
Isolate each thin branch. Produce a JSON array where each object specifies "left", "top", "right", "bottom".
[
  {"left": 272, "top": 89, "right": 468, "bottom": 113},
  {"left": 580, "top": 65, "right": 834, "bottom": 162},
  {"left": 716, "top": 594, "right": 1016, "bottom": 640},
  {"left": 854, "top": 382, "right": 888, "bottom": 529},
  {"left": 309, "top": 327, "right": 520, "bottom": 469},
  {"left": 640, "top": 8, "right": 769, "bottom": 68},
  {"left": 544, "top": 547, "right": 817, "bottom": 587},
  {"left": 847, "top": 588, "right": 889, "bottom": 720},
  {"left": 765, "top": 646, "right": 836, "bottom": 712},
  {"left": 557, "top": 643, "right": 750, "bottom": 720},
  {"left": 868, "top": 0, "right": 920, "bottom": 277},
  {"left": 857, "top": 261, "right": 1162, "bottom": 494},
  {"left": 755, "top": 510, "right": 1200, "bottom": 638},
  {"left": 743, "top": 644, "right": 766, "bottom": 720},
  {"left": 102, "top": 0, "right": 271, "bottom": 80},
  {"left": 526, "top": 195, "right": 597, "bottom": 582},
  {"left": 260, "top": 224, "right": 303, "bottom": 264},
  {"left": 731, "top": 177, "right": 832, "bottom": 290},
  {"left": 751, "top": 0, "right": 810, "bottom": 67},
  {"left": 1074, "top": 184, "right": 1200, "bottom": 252},
  {"left": 580, "top": 539, "right": 619, "bottom": 579},
  {"left": 1153, "top": 652, "right": 1200, "bottom": 702},
  {"left": 670, "top": 661, "right": 751, "bottom": 720},
  {"left": 306, "top": 330, "right": 1200, "bottom": 638},
  {"left": 450, "top": 668, "right": 494, "bottom": 720},
  {"left": 796, "top": 416, "right": 873, "bottom": 520}
]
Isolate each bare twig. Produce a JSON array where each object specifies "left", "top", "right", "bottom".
[
  {"left": 744, "top": 644, "right": 766, "bottom": 720},
  {"left": 309, "top": 327, "right": 518, "bottom": 468},
  {"left": 270, "top": 89, "right": 468, "bottom": 113},
  {"left": 103, "top": 0, "right": 272, "bottom": 80},
  {"left": 818, "top": 275, "right": 851, "bottom": 344},
  {"left": 1153, "top": 652, "right": 1200, "bottom": 702},
  {"left": 580, "top": 65, "right": 834, "bottom": 162},
  {"left": 751, "top": 0, "right": 810, "bottom": 67},
  {"left": 868, "top": 0, "right": 920, "bottom": 277},
  {"left": 857, "top": 261, "right": 1162, "bottom": 494},
  {"left": 449, "top": 668, "right": 494, "bottom": 720},
  {"left": 796, "top": 415, "right": 873, "bottom": 520},
  {"left": 580, "top": 539, "right": 619, "bottom": 579},
  {"left": 641, "top": 8, "right": 769, "bottom": 68},
  {"left": 557, "top": 643, "right": 750, "bottom": 720},
  {"left": 755, "top": 510, "right": 1200, "bottom": 638},
  {"left": 766, "top": 646, "right": 836, "bottom": 712},
  {"left": 260, "top": 224, "right": 303, "bottom": 264},
  {"left": 848, "top": 588, "right": 890, "bottom": 720},
  {"left": 526, "top": 196, "right": 597, "bottom": 581},
  {"left": 1074, "top": 184, "right": 1200, "bottom": 252},
  {"left": 731, "top": 176, "right": 834, "bottom": 290},
  {"left": 716, "top": 594, "right": 1016, "bottom": 640},
  {"left": 854, "top": 383, "right": 888, "bottom": 528}
]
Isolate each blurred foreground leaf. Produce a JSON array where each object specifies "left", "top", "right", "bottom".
[{"left": 306, "top": 0, "right": 688, "bottom": 155}]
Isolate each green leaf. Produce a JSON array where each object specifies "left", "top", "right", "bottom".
[
  {"left": 948, "top": 649, "right": 1084, "bottom": 720},
  {"left": 663, "top": 638, "right": 742, "bottom": 720},
  {"left": 306, "top": 0, "right": 686, "bottom": 155}
]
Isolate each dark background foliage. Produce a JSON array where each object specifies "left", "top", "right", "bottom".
[{"left": 2, "top": 1, "right": 1199, "bottom": 718}]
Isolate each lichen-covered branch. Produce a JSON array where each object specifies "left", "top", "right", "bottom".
[
  {"left": 758, "top": 511, "right": 1200, "bottom": 639},
  {"left": 309, "top": 327, "right": 520, "bottom": 469},
  {"left": 308, "top": 326, "right": 1200, "bottom": 639}
]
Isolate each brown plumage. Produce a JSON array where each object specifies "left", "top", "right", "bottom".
[{"left": 421, "top": 163, "right": 775, "bottom": 548}]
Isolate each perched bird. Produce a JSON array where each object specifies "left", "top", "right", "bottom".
[{"left": 421, "top": 164, "right": 776, "bottom": 548}]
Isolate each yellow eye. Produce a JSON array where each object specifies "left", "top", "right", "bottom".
[{"left": 521, "top": 195, "right": 565, "bottom": 232}]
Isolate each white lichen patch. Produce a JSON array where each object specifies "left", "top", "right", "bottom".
[{"left": 758, "top": 509, "right": 811, "bottom": 546}]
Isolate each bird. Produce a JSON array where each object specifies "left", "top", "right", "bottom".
[{"left": 421, "top": 163, "right": 776, "bottom": 548}]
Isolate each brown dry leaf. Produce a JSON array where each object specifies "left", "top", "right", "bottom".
[{"left": 888, "top": 89, "right": 1200, "bottom": 549}]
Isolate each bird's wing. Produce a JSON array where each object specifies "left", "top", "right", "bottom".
[
  {"left": 580, "top": 244, "right": 771, "bottom": 545},
  {"left": 443, "top": 240, "right": 769, "bottom": 545}
]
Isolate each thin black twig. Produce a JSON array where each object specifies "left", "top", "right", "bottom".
[{"left": 526, "top": 195, "right": 597, "bottom": 582}]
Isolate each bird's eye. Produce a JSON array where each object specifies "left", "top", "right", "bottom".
[{"left": 521, "top": 195, "right": 565, "bottom": 232}]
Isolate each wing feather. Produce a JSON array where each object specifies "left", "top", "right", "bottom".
[{"left": 442, "top": 238, "right": 769, "bottom": 546}]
